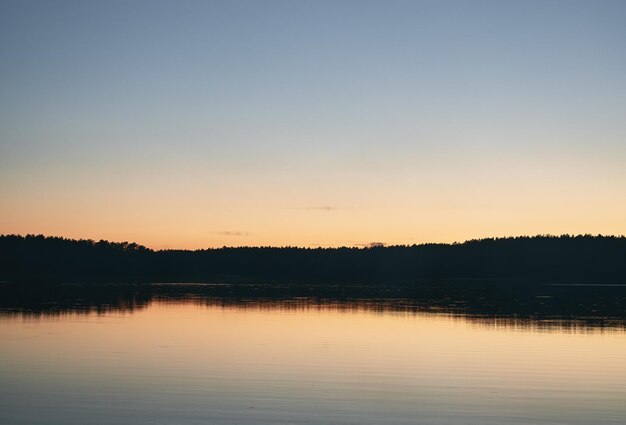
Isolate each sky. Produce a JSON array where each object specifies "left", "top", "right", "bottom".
[{"left": 1, "top": 0, "right": 626, "bottom": 249}]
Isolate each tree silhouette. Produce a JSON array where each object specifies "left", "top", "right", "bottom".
[{"left": 1, "top": 234, "right": 625, "bottom": 284}]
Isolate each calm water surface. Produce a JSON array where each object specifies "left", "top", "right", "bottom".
[{"left": 1, "top": 284, "right": 626, "bottom": 424}]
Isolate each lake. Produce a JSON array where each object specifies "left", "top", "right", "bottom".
[{"left": 1, "top": 283, "right": 626, "bottom": 424}]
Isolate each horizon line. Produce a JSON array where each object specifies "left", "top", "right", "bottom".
[{"left": 2, "top": 233, "right": 625, "bottom": 252}]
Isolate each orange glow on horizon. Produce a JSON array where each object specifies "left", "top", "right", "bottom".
[{"left": 1, "top": 151, "right": 625, "bottom": 250}]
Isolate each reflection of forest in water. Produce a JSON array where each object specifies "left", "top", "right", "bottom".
[{"left": 2, "top": 282, "right": 626, "bottom": 331}]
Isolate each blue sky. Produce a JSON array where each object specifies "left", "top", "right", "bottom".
[{"left": 2, "top": 0, "right": 626, "bottom": 247}]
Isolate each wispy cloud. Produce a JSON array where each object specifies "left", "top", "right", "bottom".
[
  {"left": 212, "top": 231, "right": 250, "bottom": 236},
  {"left": 303, "top": 206, "right": 340, "bottom": 211},
  {"left": 294, "top": 206, "right": 360, "bottom": 211},
  {"left": 354, "top": 242, "right": 387, "bottom": 248}
]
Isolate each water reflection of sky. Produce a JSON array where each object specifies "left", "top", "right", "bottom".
[
  {"left": 2, "top": 283, "right": 626, "bottom": 331},
  {"left": 1, "top": 300, "right": 625, "bottom": 425}
]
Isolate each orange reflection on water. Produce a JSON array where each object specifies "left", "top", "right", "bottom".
[
  {"left": 3, "top": 301, "right": 626, "bottom": 382},
  {"left": 2, "top": 301, "right": 626, "bottom": 424}
]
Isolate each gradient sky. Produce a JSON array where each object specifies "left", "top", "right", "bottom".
[{"left": 1, "top": 0, "right": 626, "bottom": 249}]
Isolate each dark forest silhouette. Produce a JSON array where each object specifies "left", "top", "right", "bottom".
[{"left": 1, "top": 234, "right": 625, "bottom": 284}]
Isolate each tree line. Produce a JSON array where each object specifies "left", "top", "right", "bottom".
[{"left": 1, "top": 234, "right": 625, "bottom": 284}]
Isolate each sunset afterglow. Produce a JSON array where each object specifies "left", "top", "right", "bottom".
[{"left": 2, "top": 1, "right": 625, "bottom": 248}]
